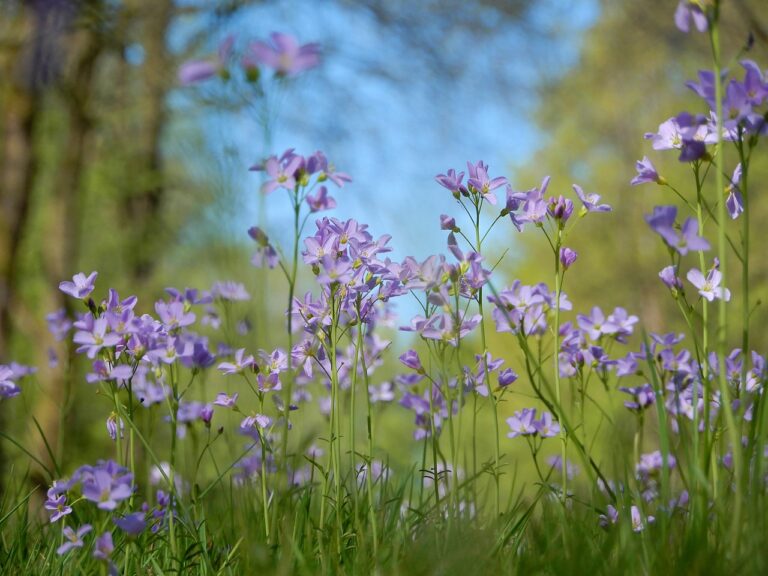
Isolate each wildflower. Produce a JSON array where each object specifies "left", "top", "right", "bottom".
[
  {"left": 726, "top": 163, "right": 744, "bottom": 220},
  {"left": 44, "top": 493, "right": 72, "bottom": 523},
  {"left": 573, "top": 184, "right": 611, "bottom": 213},
  {"left": 106, "top": 413, "right": 124, "bottom": 442},
  {"left": 211, "top": 281, "right": 250, "bottom": 301},
  {"left": 93, "top": 531, "right": 114, "bottom": 561},
  {"left": 506, "top": 408, "right": 537, "bottom": 438},
  {"left": 57, "top": 525, "right": 92, "bottom": 555},
  {"left": 46, "top": 308, "right": 72, "bottom": 340},
  {"left": 498, "top": 368, "right": 518, "bottom": 388},
  {"left": 659, "top": 265, "right": 683, "bottom": 289},
  {"left": 440, "top": 214, "right": 456, "bottom": 231},
  {"left": 619, "top": 383, "right": 656, "bottom": 412},
  {"left": 73, "top": 317, "right": 121, "bottom": 359},
  {"left": 0, "top": 367, "right": 20, "bottom": 399},
  {"left": 630, "top": 505, "right": 654, "bottom": 532},
  {"left": 399, "top": 349, "right": 424, "bottom": 373},
  {"left": 113, "top": 512, "right": 146, "bottom": 535},
  {"left": 248, "top": 226, "right": 279, "bottom": 269},
  {"left": 81, "top": 468, "right": 133, "bottom": 511},
  {"left": 214, "top": 392, "right": 238, "bottom": 408},
  {"left": 630, "top": 156, "right": 664, "bottom": 186},
  {"left": 218, "top": 348, "right": 255, "bottom": 374},
  {"left": 645, "top": 205, "right": 709, "bottom": 255},
  {"left": 178, "top": 36, "right": 233, "bottom": 85},
  {"left": 598, "top": 505, "right": 619, "bottom": 529},
  {"left": 534, "top": 411, "right": 560, "bottom": 438},
  {"left": 466, "top": 160, "right": 507, "bottom": 205},
  {"left": 155, "top": 300, "right": 195, "bottom": 330},
  {"left": 435, "top": 168, "right": 467, "bottom": 198},
  {"left": 674, "top": 1, "right": 708, "bottom": 33},
  {"left": 306, "top": 185, "right": 337, "bottom": 213},
  {"left": 559, "top": 247, "right": 578, "bottom": 270},
  {"left": 59, "top": 271, "right": 98, "bottom": 299},
  {"left": 686, "top": 267, "right": 731, "bottom": 302},
  {"left": 245, "top": 32, "right": 320, "bottom": 77}
]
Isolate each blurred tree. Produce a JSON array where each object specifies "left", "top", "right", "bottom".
[{"left": 508, "top": 0, "right": 768, "bottom": 350}]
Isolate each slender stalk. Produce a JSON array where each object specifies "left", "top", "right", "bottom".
[
  {"left": 474, "top": 203, "right": 500, "bottom": 519},
  {"left": 553, "top": 234, "right": 568, "bottom": 504},
  {"left": 709, "top": 7, "right": 743, "bottom": 554},
  {"left": 358, "top": 323, "right": 379, "bottom": 559}
]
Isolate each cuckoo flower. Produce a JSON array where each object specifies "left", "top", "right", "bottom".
[
  {"left": 506, "top": 408, "right": 537, "bottom": 438},
  {"left": 59, "top": 271, "right": 98, "bottom": 299},
  {"left": 57, "top": 525, "right": 92, "bottom": 555},
  {"left": 0, "top": 367, "right": 20, "bottom": 399},
  {"left": 466, "top": 160, "right": 507, "bottom": 205},
  {"left": 218, "top": 349, "right": 255, "bottom": 375},
  {"left": 631, "top": 156, "right": 663, "bottom": 186},
  {"left": 435, "top": 168, "right": 467, "bottom": 198},
  {"left": 687, "top": 267, "right": 731, "bottom": 302},
  {"left": 573, "top": 184, "right": 611, "bottom": 213},
  {"left": 178, "top": 35, "right": 233, "bottom": 85},
  {"left": 726, "top": 163, "right": 744, "bottom": 220},
  {"left": 674, "top": 1, "right": 708, "bottom": 34},
  {"left": 245, "top": 32, "right": 320, "bottom": 77},
  {"left": 73, "top": 317, "right": 121, "bottom": 359}
]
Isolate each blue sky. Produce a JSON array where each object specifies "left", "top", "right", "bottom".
[{"left": 170, "top": 0, "right": 599, "bottom": 262}]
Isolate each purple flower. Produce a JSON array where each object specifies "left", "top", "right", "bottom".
[
  {"left": 467, "top": 161, "right": 507, "bottom": 205},
  {"left": 211, "top": 281, "right": 250, "bottom": 301},
  {"left": 86, "top": 360, "right": 133, "bottom": 384},
  {"left": 506, "top": 408, "right": 537, "bottom": 438},
  {"left": 534, "top": 411, "right": 560, "bottom": 438},
  {"left": 659, "top": 265, "right": 683, "bottom": 289},
  {"left": 399, "top": 349, "right": 424, "bottom": 373},
  {"left": 630, "top": 505, "right": 653, "bottom": 532},
  {"left": 240, "top": 414, "right": 271, "bottom": 432},
  {"left": 57, "top": 524, "right": 92, "bottom": 555},
  {"left": 93, "top": 531, "right": 114, "bottom": 561},
  {"left": 630, "top": 156, "right": 663, "bottom": 186},
  {"left": 599, "top": 505, "right": 619, "bottom": 529},
  {"left": 257, "top": 153, "right": 302, "bottom": 194},
  {"left": 73, "top": 317, "right": 122, "bottom": 359},
  {"left": 59, "top": 271, "right": 98, "bottom": 299},
  {"left": 44, "top": 493, "right": 72, "bottom": 523},
  {"left": 248, "top": 226, "right": 279, "bottom": 269},
  {"left": 106, "top": 413, "right": 124, "bottom": 442},
  {"left": 687, "top": 267, "right": 731, "bottom": 302},
  {"left": 559, "top": 247, "right": 578, "bottom": 270},
  {"left": 113, "top": 512, "right": 146, "bottom": 535},
  {"left": 306, "top": 186, "right": 337, "bottom": 213},
  {"left": 548, "top": 195, "right": 574, "bottom": 222},
  {"left": 573, "top": 184, "right": 611, "bottom": 213},
  {"left": 178, "top": 36, "right": 233, "bottom": 85},
  {"left": 674, "top": 1, "right": 708, "bottom": 33},
  {"left": 645, "top": 206, "right": 709, "bottom": 255},
  {"left": 498, "top": 368, "right": 518, "bottom": 388},
  {"left": 369, "top": 381, "right": 395, "bottom": 403},
  {"left": 155, "top": 301, "right": 196, "bottom": 330},
  {"left": 245, "top": 32, "right": 320, "bottom": 77},
  {"left": 46, "top": 308, "right": 72, "bottom": 341},
  {"left": 619, "top": 383, "right": 655, "bottom": 412},
  {"left": 0, "top": 366, "right": 20, "bottom": 399},
  {"left": 726, "top": 163, "right": 744, "bottom": 220},
  {"left": 214, "top": 392, "right": 238, "bottom": 408},
  {"left": 435, "top": 168, "right": 466, "bottom": 198},
  {"left": 82, "top": 468, "right": 133, "bottom": 511},
  {"left": 440, "top": 214, "right": 456, "bottom": 231}
]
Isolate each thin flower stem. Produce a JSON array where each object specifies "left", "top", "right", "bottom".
[
  {"left": 474, "top": 203, "right": 501, "bottom": 520},
  {"left": 709, "top": 7, "right": 743, "bottom": 554},
  {"left": 553, "top": 232, "right": 568, "bottom": 505},
  {"left": 358, "top": 322, "right": 379, "bottom": 559}
]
